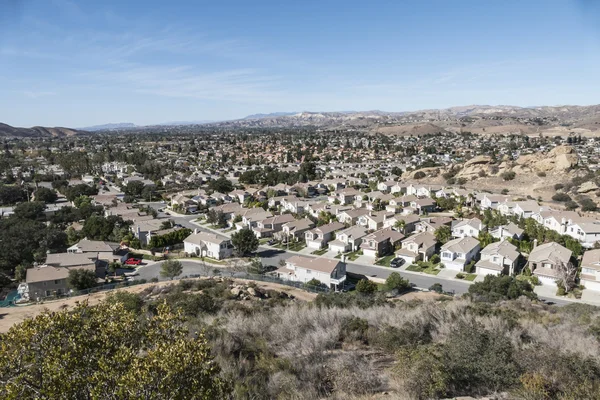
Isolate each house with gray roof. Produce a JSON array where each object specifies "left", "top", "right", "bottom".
[
  {"left": 475, "top": 240, "right": 520, "bottom": 276},
  {"left": 441, "top": 236, "right": 481, "bottom": 271}
]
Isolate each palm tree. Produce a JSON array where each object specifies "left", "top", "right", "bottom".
[{"left": 394, "top": 219, "right": 406, "bottom": 233}]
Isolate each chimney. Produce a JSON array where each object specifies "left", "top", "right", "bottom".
[
  {"left": 341, "top": 254, "right": 346, "bottom": 263},
  {"left": 194, "top": 228, "right": 199, "bottom": 234},
  {"left": 533, "top": 239, "right": 538, "bottom": 249}
]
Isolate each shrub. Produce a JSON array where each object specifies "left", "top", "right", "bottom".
[
  {"left": 414, "top": 171, "right": 426, "bottom": 180},
  {"left": 552, "top": 192, "right": 571, "bottom": 202},
  {"left": 468, "top": 275, "right": 537, "bottom": 302},
  {"left": 356, "top": 279, "right": 378, "bottom": 294},
  {"left": 580, "top": 198, "right": 598, "bottom": 212},
  {"left": 429, "top": 283, "right": 443, "bottom": 293},
  {"left": 501, "top": 188, "right": 509, "bottom": 195},
  {"left": 537, "top": 171, "right": 547, "bottom": 177},
  {"left": 501, "top": 171, "right": 516, "bottom": 181},
  {"left": 554, "top": 183, "right": 564, "bottom": 190},
  {"left": 565, "top": 200, "right": 579, "bottom": 210},
  {"left": 430, "top": 254, "right": 440, "bottom": 264},
  {"left": 384, "top": 272, "right": 410, "bottom": 292}
]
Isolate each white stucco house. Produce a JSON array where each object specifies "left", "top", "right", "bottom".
[
  {"left": 581, "top": 249, "right": 600, "bottom": 292},
  {"left": 527, "top": 242, "right": 572, "bottom": 286},
  {"left": 275, "top": 255, "right": 347, "bottom": 290},
  {"left": 475, "top": 240, "right": 520, "bottom": 276},
  {"left": 452, "top": 218, "right": 484, "bottom": 239},
  {"left": 183, "top": 230, "right": 234, "bottom": 260},
  {"left": 440, "top": 236, "right": 481, "bottom": 271}
]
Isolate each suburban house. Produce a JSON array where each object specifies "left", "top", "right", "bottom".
[
  {"left": 409, "top": 198, "right": 436, "bottom": 215},
  {"left": 475, "top": 240, "right": 520, "bottom": 276},
  {"left": 327, "top": 225, "right": 368, "bottom": 254},
  {"left": 440, "top": 236, "right": 481, "bottom": 271},
  {"left": 564, "top": 220, "right": 600, "bottom": 248},
  {"left": 252, "top": 214, "right": 296, "bottom": 238},
  {"left": 329, "top": 188, "right": 361, "bottom": 205},
  {"left": 532, "top": 211, "right": 579, "bottom": 235},
  {"left": 490, "top": 223, "right": 524, "bottom": 240},
  {"left": 527, "top": 242, "right": 573, "bottom": 286},
  {"left": 26, "top": 264, "right": 98, "bottom": 300},
  {"left": 382, "top": 214, "right": 419, "bottom": 233},
  {"left": 580, "top": 249, "right": 600, "bottom": 292},
  {"left": 360, "top": 228, "right": 405, "bottom": 258},
  {"left": 415, "top": 216, "right": 453, "bottom": 234},
  {"left": 480, "top": 194, "right": 510, "bottom": 210},
  {"left": 305, "top": 222, "right": 345, "bottom": 249},
  {"left": 277, "top": 218, "right": 315, "bottom": 241},
  {"left": 390, "top": 182, "right": 409, "bottom": 194},
  {"left": 183, "top": 230, "right": 234, "bottom": 260},
  {"left": 67, "top": 239, "right": 129, "bottom": 264},
  {"left": 337, "top": 208, "right": 370, "bottom": 225},
  {"left": 395, "top": 232, "right": 437, "bottom": 264},
  {"left": 452, "top": 218, "right": 484, "bottom": 238},
  {"left": 513, "top": 201, "right": 543, "bottom": 219},
  {"left": 132, "top": 219, "right": 169, "bottom": 246},
  {"left": 377, "top": 180, "right": 397, "bottom": 193},
  {"left": 230, "top": 189, "right": 251, "bottom": 203},
  {"left": 238, "top": 208, "right": 273, "bottom": 230},
  {"left": 357, "top": 211, "right": 395, "bottom": 231},
  {"left": 275, "top": 255, "right": 346, "bottom": 290}
]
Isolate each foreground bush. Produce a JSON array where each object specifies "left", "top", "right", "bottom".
[{"left": 0, "top": 301, "right": 229, "bottom": 399}]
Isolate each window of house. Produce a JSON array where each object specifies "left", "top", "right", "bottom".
[{"left": 583, "top": 267, "right": 597, "bottom": 275}]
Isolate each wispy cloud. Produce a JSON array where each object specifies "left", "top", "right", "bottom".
[
  {"left": 21, "top": 90, "right": 56, "bottom": 99},
  {"left": 79, "top": 64, "right": 283, "bottom": 103}
]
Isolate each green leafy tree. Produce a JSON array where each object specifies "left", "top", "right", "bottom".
[
  {"left": 160, "top": 259, "right": 183, "bottom": 280},
  {"left": 73, "top": 195, "right": 92, "bottom": 208},
  {"left": 13, "top": 201, "right": 46, "bottom": 220},
  {"left": 356, "top": 279, "right": 378, "bottom": 294},
  {"left": 124, "top": 180, "right": 145, "bottom": 197},
  {"left": 384, "top": 272, "right": 410, "bottom": 292},
  {"left": 67, "top": 269, "right": 98, "bottom": 291},
  {"left": 34, "top": 187, "right": 58, "bottom": 204},
  {"left": 208, "top": 176, "right": 234, "bottom": 193},
  {"left": 231, "top": 228, "right": 259, "bottom": 256},
  {"left": 0, "top": 302, "right": 229, "bottom": 399},
  {"left": 14, "top": 264, "right": 28, "bottom": 282},
  {"left": 468, "top": 275, "right": 537, "bottom": 302}
]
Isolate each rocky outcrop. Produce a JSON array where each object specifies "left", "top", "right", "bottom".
[
  {"left": 515, "top": 145, "right": 578, "bottom": 173},
  {"left": 403, "top": 167, "right": 441, "bottom": 179},
  {"left": 578, "top": 181, "right": 599, "bottom": 194}
]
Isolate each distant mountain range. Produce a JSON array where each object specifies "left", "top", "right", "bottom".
[
  {"left": 0, "top": 123, "right": 84, "bottom": 138},
  {"left": 3, "top": 104, "right": 600, "bottom": 137}
]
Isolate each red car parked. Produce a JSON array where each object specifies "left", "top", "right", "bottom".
[{"left": 124, "top": 258, "right": 142, "bottom": 266}]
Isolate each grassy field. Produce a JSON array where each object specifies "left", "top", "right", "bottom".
[{"left": 406, "top": 263, "right": 441, "bottom": 275}]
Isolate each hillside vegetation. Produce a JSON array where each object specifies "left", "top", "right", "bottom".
[{"left": 2, "top": 277, "right": 600, "bottom": 399}]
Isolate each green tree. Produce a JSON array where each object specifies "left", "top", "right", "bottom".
[
  {"left": 73, "top": 195, "right": 92, "bottom": 208},
  {"left": 67, "top": 268, "right": 98, "bottom": 291},
  {"left": 13, "top": 201, "right": 46, "bottom": 220},
  {"left": 34, "top": 187, "right": 58, "bottom": 204},
  {"left": 434, "top": 225, "right": 452, "bottom": 244},
  {"left": 160, "top": 259, "right": 183, "bottom": 280},
  {"left": 0, "top": 302, "right": 229, "bottom": 399},
  {"left": 356, "top": 279, "right": 378, "bottom": 294},
  {"left": 384, "top": 272, "right": 410, "bottom": 292},
  {"left": 231, "top": 228, "right": 259, "bottom": 256},
  {"left": 14, "top": 264, "right": 28, "bottom": 282},
  {"left": 124, "top": 180, "right": 145, "bottom": 197},
  {"left": 208, "top": 176, "right": 234, "bottom": 193}
]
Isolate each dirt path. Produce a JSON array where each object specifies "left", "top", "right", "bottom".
[{"left": 0, "top": 278, "right": 317, "bottom": 333}]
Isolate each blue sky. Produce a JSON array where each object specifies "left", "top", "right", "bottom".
[{"left": 0, "top": 0, "right": 599, "bottom": 127}]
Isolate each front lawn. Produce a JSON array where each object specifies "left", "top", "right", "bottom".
[
  {"left": 346, "top": 250, "right": 362, "bottom": 261},
  {"left": 189, "top": 257, "right": 227, "bottom": 265},
  {"left": 311, "top": 248, "right": 328, "bottom": 256},
  {"left": 375, "top": 255, "right": 396, "bottom": 267},
  {"left": 406, "top": 262, "right": 441, "bottom": 275},
  {"left": 456, "top": 273, "right": 477, "bottom": 281}
]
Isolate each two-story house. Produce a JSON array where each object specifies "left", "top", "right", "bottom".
[
  {"left": 440, "top": 236, "right": 481, "bottom": 271},
  {"left": 357, "top": 211, "right": 395, "bottom": 231},
  {"left": 275, "top": 255, "right": 346, "bottom": 291},
  {"left": 564, "top": 220, "right": 600, "bottom": 248},
  {"left": 277, "top": 218, "right": 315, "bottom": 242},
  {"left": 452, "top": 218, "right": 484, "bottom": 238},
  {"left": 67, "top": 239, "right": 129, "bottom": 264},
  {"left": 475, "top": 240, "right": 520, "bottom": 276},
  {"left": 527, "top": 242, "right": 573, "bottom": 286},
  {"left": 336, "top": 208, "right": 370, "bottom": 225},
  {"left": 305, "top": 222, "right": 345, "bottom": 249},
  {"left": 252, "top": 214, "right": 296, "bottom": 238},
  {"left": 184, "top": 230, "right": 234, "bottom": 260},
  {"left": 360, "top": 228, "right": 405, "bottom": 258},
  {"left": 395, "top": 232, "right": 437, "bottom": 264},
  {"left": 328, "top": 225, "right": 368, "bottom": 254},
  {"left": 489, "top": 223, "right": 524, "bottom": 241},
  {"left": 580, "top": 249, "right": 600, "bottom": 292}
]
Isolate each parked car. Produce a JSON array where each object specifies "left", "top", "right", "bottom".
[
  {"left": 124, "top": 258, "right": 142, "bottom": 266},
  {"left": 390, "top": 258, "right": 405, "bottom": 268}
]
